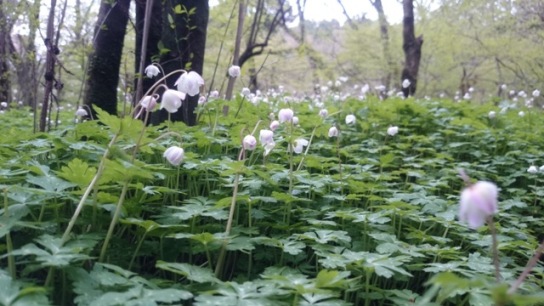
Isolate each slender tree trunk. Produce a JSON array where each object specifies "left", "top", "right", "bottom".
[
  {"left": 84, "top": 0, "right": 131, "bottom": 116},
  {"left": 401, "top": 0, "right": 423, "bottom": 98},
  {"left": 0, "top": 0, "right": 11, "bottom": 104},
  {"left": 151, "top": 0, "right": 209, "bottom": 125},
  {"left": 371, "top": 0, "right": 394, "bottom": 90},
  {"left": 223, "top": 0, "right": 246, "bottom": 115},
  {"left": 135, "top": 0, "right": 162, "bottom": 104}
]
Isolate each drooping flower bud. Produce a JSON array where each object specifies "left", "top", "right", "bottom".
[
  {"left": 459, "top": 181, "right": 498, "bottom": 229},
  {"left": 243, "top": 135, "right": 257, "bottom": 151},
  {"left": 163, "top": 146, "right": 185, "bottom": 166},
  {"left": 278, "top": 108, "right": 294, "bottom": 123}
]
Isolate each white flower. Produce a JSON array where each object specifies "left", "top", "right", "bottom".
[
  {"left": 387, "top": 126, "right": 399, "bottom": 136},
  {"left": 319, "top": 109, "right": 328, "bottom": 118},
  {"left": 468, "top": 87, "right": 474, "bottom": 93},
  {"left": 198, "top": 96, "right": 207, "bottom": 105},
  {"left": 163, "top": 146, "right": 185, "bottom": 166},
  {"left": 292, "top": 116, "right": 299, "bottom": 125},
  {"left": 141, "top": 94, "right": 158, "bottom": 111},
  {"left": 243, "top": 135, "right": 257, "bottom": 151},
  {"left": 539, "top": 165, "right": 544, "bottom": 172},
  {"left": 268, "top": 112, "right": 275, "bottom": 120},
  {"left": 328, "top": 126, "right": 339, "bottom": 137},
  {"left": 228, "top": 65, "right": 241, "bottom": 78},
  {"left": 518, "top": 111, "right": 525, "bottom": 117},
  {"left": 210, "top": 90, "right": 219, "bottom": 98},
  {"left": 528, "top": 165, "right": 538, "bottom": 174},
  {"left": 278, "top": 108, "right": 294, "bottom": 123},
  {"left": 375, "top": 85, "right": 386, "bottom": 92},
  {"left": 518, "top": 91, "right": 527, "bottom": 98},
  {"left": 175, "top": 71, "right": 204, "bottom": 96},
  {"left": 241, "top": 87, "right": 251, "bottom": 97},
  {"left": 75, "top": 107, "right": 88, "bottom": 117},
  {"left": 0, "top": 102, "right": 7, "bottom": 108},
  {"left": 144, "top": 64, "right": 160, "bottom": 78},
  {"left": 161, "top": 89, "right": 186, "bottom": 113},
  {"left": 459, "top": 181, "right": 499, "bottom": 229},
  {"left": 361, "top": 84, "right": 370, "bottom": 94},
  {"left": 402, "top": 79, "right": 411, "bottom": 88},
  {"left": 259, "top": 129, "right": 275, "bottom": 156},
  {"left": 533, "top": 89, "right": 540, "bottom": 97},
  {"left": 345, "top": 114, "right": 356, "bottom": 125},
  {"left": 293, "top": 138, "right": 309, "bottom": 154},
  {"left": 488, "top": 111, "right": 496, "bottom": 119},
  {"left": 500, "top": 84, "right": 507, "bottom": 90},
  {"left": 269, "top": 120, "right": 280, "bottom": 131}
]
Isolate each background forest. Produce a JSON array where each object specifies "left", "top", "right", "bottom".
[{"left": 1, "top": 0, "right": 543, "bottom": 113}]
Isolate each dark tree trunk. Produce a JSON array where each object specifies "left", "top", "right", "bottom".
[
  {"left": 0, "top": 0, "right": 11, "bottom": 104},
  {"left": 135, "top": 0, "right": 162, "bottom": 102},
  {"left": 150, "top": 0, "right": 209, "bottom": 126},
  {"left": 401, "top": 0, "right": 423, "bottom": 98},
  {"left": 84, "top": 0, "right": 131, "bottom": 116}
]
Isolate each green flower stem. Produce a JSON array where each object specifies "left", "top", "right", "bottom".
[
  {"left": 128, "top": 231, "right": 149, "bottom": 271},
  {"left": 296, "top": 125, "right": 317, "bottom": 171},
  {"left": 487, "top": 216, "right": 501, "bottom": 281},
  {"left": 509, "top": 240, "right": 544, "bottom": 294},
  {"left": 61, "top": 133, "right": 119, "bottom": 244},
  {"left": 99, "top": 180, "right": 129, "bottom": 262},
  {"left": 4, "top": 188, "right": 15, "bottom": 278}
]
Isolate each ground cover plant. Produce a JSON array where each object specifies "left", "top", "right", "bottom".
[{"left": 1, "top": 89, "right": 544, "bottom": 305}]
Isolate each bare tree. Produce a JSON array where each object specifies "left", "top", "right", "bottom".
[
  {"left": 401, "top": 0, "right": 423, "bottom": 97},
  {"left": 370, "top": 0, "right": 395, "bottom": 89}
]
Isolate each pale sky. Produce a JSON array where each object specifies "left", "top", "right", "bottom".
[
  {"left": 299, "top": 0, "right": 404, "bottom": 24},
  {"left": 209, "top": 0, "right": 405, "bottom": 25}
]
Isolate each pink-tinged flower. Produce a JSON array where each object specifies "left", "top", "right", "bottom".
[
  {"left": 163, "top": 146, "right": 185, "bottom": 166},
  {"left": 328, "top": 126, "right": 338, "bottom": 137},
  {"left": 243, "top": 135, "right": 257, "bottom": 150},
  {"left": 210, "top": 90, "right": 219, "bottom": 98},
  {"left": 198, "top": 96, "right": 207, "bottom": 105},
  {"left": 319, "top": 109, "right": 328, "bottom": 118},
  {"left": 278, "top": 108, "right": 294, "bottom": 123},
  {"left": 175, "top": 71, "right": 204, "bottom": 96},
  {"left": 345, "top": 114, "right": 356, "bottom": 125},
  {"left": 228, "top": 65, "right": 241, "bottom": 78},
  {"left": 387, "top": 126, "right": 398, "bottom": 136},
  {"left": 161, "top": 89, "right": 186, "bottom": 113},
  {"left": 292, "top": 116, "right": 299, "bottom": 125},
  {"left": 141, "top": 94, "right": 158, "bottom": 111},
  {"left": 144, "top": 64, "right": 160, "bottom": 78},
  {"left": 259, "top": 129, "right": 275, "bottom": 156},
  {"left": 292, "top": 138, "right": 309, "bottom": 154},
  {"left": 459, "top": 181, "right": 499, "bottom": 229},
  {"left": 75, "top": 107, "right": 88, "bottom": 117},
  {"left": 270, "top": 120, "right": 280, "bottom": 131}
]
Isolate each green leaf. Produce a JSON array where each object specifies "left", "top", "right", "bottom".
[
  {"left": 156, "top": 261, "right": 220, "bottom": 283},
  {"left": 0, "top": 270, "right": 49, "bottom": 306},
  {"left": 58, "top": 158, "right": 97, "bottom": 187}
]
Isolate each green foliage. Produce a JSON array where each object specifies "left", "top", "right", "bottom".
[{"left": 1, "top": 95, "right": 544, "bottom": 305}]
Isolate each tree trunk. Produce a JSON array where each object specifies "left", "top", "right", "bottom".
[
  {"left": 0, "top": 0, "right": 11, "bottom": 104},
  {"left": 135, "top": 0, "right": 162, "bottom": 104},
  {"left": 370, "top": 0, "right": 394, "bottom": 90},
  {"left": 151, "top": 0, "right": 209, "bottom": 126},
  {"left": 84, "top": 0, "right": 131, "bottom": 116},
  {"left": 401, "top": 0, "right": 423, "bottom": 98}
]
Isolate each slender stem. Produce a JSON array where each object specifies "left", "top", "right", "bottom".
[
  {"left": 62, "top": 133, "right": 119, "bottom": 244},
  {"left": 487, "top": 216, "right": 501, "bottom": 281},
  {"left": 508, "top": 240, "right": 544, "bottom": 294},
  {"left": 135, "top": 0, "right": 154, "bottom": 103},
  {"left": 99, "top": 180, "right": 130, "bottom": 262},
  {"left": 128, "top": 232, "right": 148, "bottom": 270},
  {"left": 4, "top": 189, "right": 15, "bottom": 278}
]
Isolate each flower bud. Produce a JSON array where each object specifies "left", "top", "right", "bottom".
[
  {"left": 163, "top": 146, "right": 185, "bottom": 166},
  {"left": 243, "top": 135, "right": 257, "bottom": 151},
  {"left": 459, "top": 181, "right": 498, "bottom": 229}
]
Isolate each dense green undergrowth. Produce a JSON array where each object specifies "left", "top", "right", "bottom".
[{"left": 1, "top": 96, "right": 544, "bottom": 305}]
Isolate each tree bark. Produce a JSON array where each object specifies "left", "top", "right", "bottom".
[
  {"left": 151, "top": 0, "right": 209, "bottom": 126},
  {"left": 0, "top": 0, "right": 11, "bottom": 104},
  {"left": 370, "top": 0, "right": 394, "bottom": 90},
  {"left": 84, "top": 0, "right": 131, "bottom": 116},
  {"left": 135, "top": 0, "right": 162, "bottom": 104},
  {"left": 401, "top": 0, "right": 423, "bottom": 98}
]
